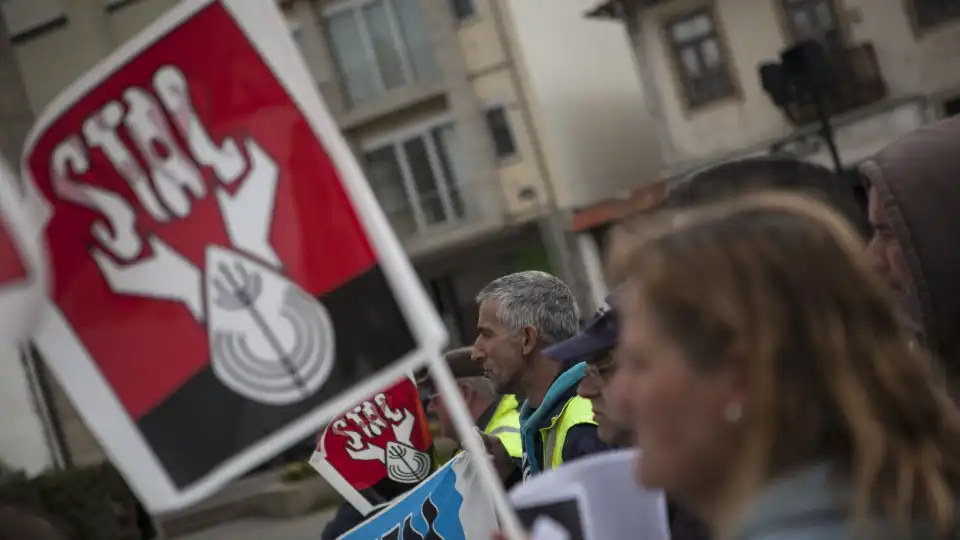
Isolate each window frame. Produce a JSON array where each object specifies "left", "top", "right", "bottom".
[
  {"left": 360, "top": 115, "right": 467, "bottom": 234},
  {"left": 484, "top": 105, "right": 519, "bottom": 163},
  {"left": 449, "top": 0, "right": 478, "bottom": 25},
  {"left": 104, "top": 0, "right": 142, "bottom": 12},
  {"left": 662, "top": 5, "right": 738, "bottom": 110},
  {"left": 942, "top": 95, "right": 960, "bottom": 118},
  {"left": 322, "top": 0, "right": 425, "bottom": 107},
  {"left": 1, "top": 0, "right": 67, "bottom": 43},
  {"left": 905, "top": 0, "right": 960, "bottom": 33},
  {"left": 777, "top": 0, "right": 842, "bottom": 42}
]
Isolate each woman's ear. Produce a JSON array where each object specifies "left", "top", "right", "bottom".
[{"left": 720, "top": 346, "right": 750, "bottom": 418}]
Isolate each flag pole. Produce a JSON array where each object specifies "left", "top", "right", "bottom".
[{"left": 426, "top": 352, "right": 525, "bottom": 540}]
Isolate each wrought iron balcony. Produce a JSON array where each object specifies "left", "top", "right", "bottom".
[{"left": 780, "top": 41, "right": 888, "bottom": 127}]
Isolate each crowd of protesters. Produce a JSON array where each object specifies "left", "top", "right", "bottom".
[
  {"left": 4, "top": 107, "right": 959, "bottom": 540},
  {"left": 488, "top": 114, "right": 960, "bottom": 539},
  {"left": 480, "top": 115, "right": 960, "bottom": 540}
]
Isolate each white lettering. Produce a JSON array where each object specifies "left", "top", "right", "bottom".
[
  {"left": 153, "top": 66, "right": 246, "bottom": 184},
  {"left": 123, "top": 88, "right": 206, "bottom": 217},
  {"left": 332, "top": 398, "right": 412, "bottom": 454},
  {"left": 376, "top": 393, "right": 403, "bottom": 423},
  {"left": 360, "top": 402, "right": 388, "bottom": 436},
  {"left": 331, "top": 419, "right": 365, "bottom": 452},
  {"left": 345, "top": 410, "right": 373, "bottom": 439},
  {"left": 51, "top": 136, "right": 142, "bottom": 261},
  {"left": 83, "top": 101, "right": 170, "bottom": 222}
]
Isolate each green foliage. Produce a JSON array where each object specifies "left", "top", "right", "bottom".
[
  {"left": 279, "top": 461, "right": 316, "bottom": 483},
  {"left": 0, "top": 462, "right": 141, "bottom": 540}
]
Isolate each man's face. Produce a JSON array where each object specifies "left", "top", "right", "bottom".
[
  {"left": 866, "top": 185, "right": 908, "bottom": 305},
  {"left": 425, "top": 380, "right": 478, "bottom": 442},
  {"left": 426, "top": 387, "right": 455, "bottom": 441},
  {"left": 473, "top": 299, "right": 525, "bottom": 394},
  {"left": 577, "top": 350, "right": 631, "bottom": 447}
]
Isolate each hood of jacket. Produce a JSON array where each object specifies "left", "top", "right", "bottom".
[{"left": 859, "top": 115, "right": 960, "bottom": 370}]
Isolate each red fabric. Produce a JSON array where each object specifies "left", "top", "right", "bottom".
[{"left": 24, "top": 3, "right": 375, "bottom": 419}]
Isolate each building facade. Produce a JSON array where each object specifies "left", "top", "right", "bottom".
[
  {"left": 0, "top": 0, "right": 656, "bottom": 476},
  {"left": 572, "top": 0, "right": 960, "bottom": 287},
  {"left": 285, "top": 0, "right": 659, "bottom": 340},
  {"left": 590, "top": 0, "right": 960, "bottom": 177}
]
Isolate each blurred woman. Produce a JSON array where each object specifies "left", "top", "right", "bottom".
[{"left": 607, "top": 192, "right": 960, "bottom": 540}]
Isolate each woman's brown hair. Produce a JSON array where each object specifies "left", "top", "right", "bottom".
[{"left": 609, "top": 192, "right": 960, "bottom": 536}]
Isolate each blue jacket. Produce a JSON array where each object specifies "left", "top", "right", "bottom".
[{"left": 519, "top": 362, "right": 609, "bottom": 476}]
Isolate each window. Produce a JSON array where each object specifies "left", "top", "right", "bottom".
[
  {"left": 911, "top": 0, "right": 960, "bottom": 30},
  {"left": 363, "top": 123, "right": 466, "bottom": 236},
  {"left": 449, "top": 0, "right": 476, "bottom": 22},
  {"left": 944, "top": 96, "right": 960, "bottom": 117},
  {"left": 104, "top": 0, "right": 135, "bottom": 11},
  {"left": 665, "top": 8, "right": 735, "bottom": 108},
  {"left": 323, "top": 0, "right": 438, "bottom": 108},
  {"left": 1, "top": 0, "right": 67, "bottom": 43},
  {"left": 484, "top": 106, "right": 518, "bottom": 161},
  {"left": 780, "top": 0, "right": 838, "bottom": 41}
]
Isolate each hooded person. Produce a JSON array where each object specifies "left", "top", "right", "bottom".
[{"left": 860, "top": 115, "right": 960, "bottom": 378}]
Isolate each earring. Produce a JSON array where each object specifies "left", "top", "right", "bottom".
[{"left": 724, "top": 402, "right": 743, "bottom": 424}]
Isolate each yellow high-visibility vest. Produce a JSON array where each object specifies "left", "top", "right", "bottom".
[
  {"left": 484, "top": 394, "right": 522, "bottom": 459},
  {"left": 537, "top": 396, "right": 595, "bottom": 470}
]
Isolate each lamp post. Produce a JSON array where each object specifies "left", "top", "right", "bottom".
[{"left": 759, "top": 40, "right": 843, "bottom": 174}]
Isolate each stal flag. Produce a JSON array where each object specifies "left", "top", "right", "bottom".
[
  {"left": 0, "top": 156, "right": 48, "bottom": 349},
  {"left": 19, "top": 0, "right": 446, "bottom": 512},
  {"left": 310, "top": 375, "right": 438, "bottom": 516},
  {"left": 340, "top": 452, "right": 498, "bottom": 540}
]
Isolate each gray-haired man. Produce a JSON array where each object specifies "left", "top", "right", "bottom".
[{"left": 471, "top": 271, "right": 609, "bottom": 481}]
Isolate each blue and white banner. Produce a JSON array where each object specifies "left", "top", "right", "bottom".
[{"left": 340, "top": 452, "right": 497, "bottom": 539}]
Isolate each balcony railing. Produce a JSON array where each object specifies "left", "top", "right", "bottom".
[{"left": 782, "top": 41, "right": 888, "bottom": 126}]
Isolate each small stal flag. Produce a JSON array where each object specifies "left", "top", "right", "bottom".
[{"left": 311, "top": 375, "right": 438, "bottom": 515}]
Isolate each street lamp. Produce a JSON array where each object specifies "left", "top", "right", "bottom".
[{"left": 759, "top": 40, "right": 843, "bottom": 174}]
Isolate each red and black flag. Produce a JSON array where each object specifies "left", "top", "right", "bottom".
[
  {"left": 20, "top": 0, "right": 433, "bottom": 511},
  {"left": 310, "top": 376, "right": 438, "bottom": 515}
]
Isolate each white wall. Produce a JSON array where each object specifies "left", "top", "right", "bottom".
[
  {"left": 0, "top": 348, "right": 53, "bottom": 476},
  {"left": 502, "top": 0, "right": 662, "bottom": 211}
]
